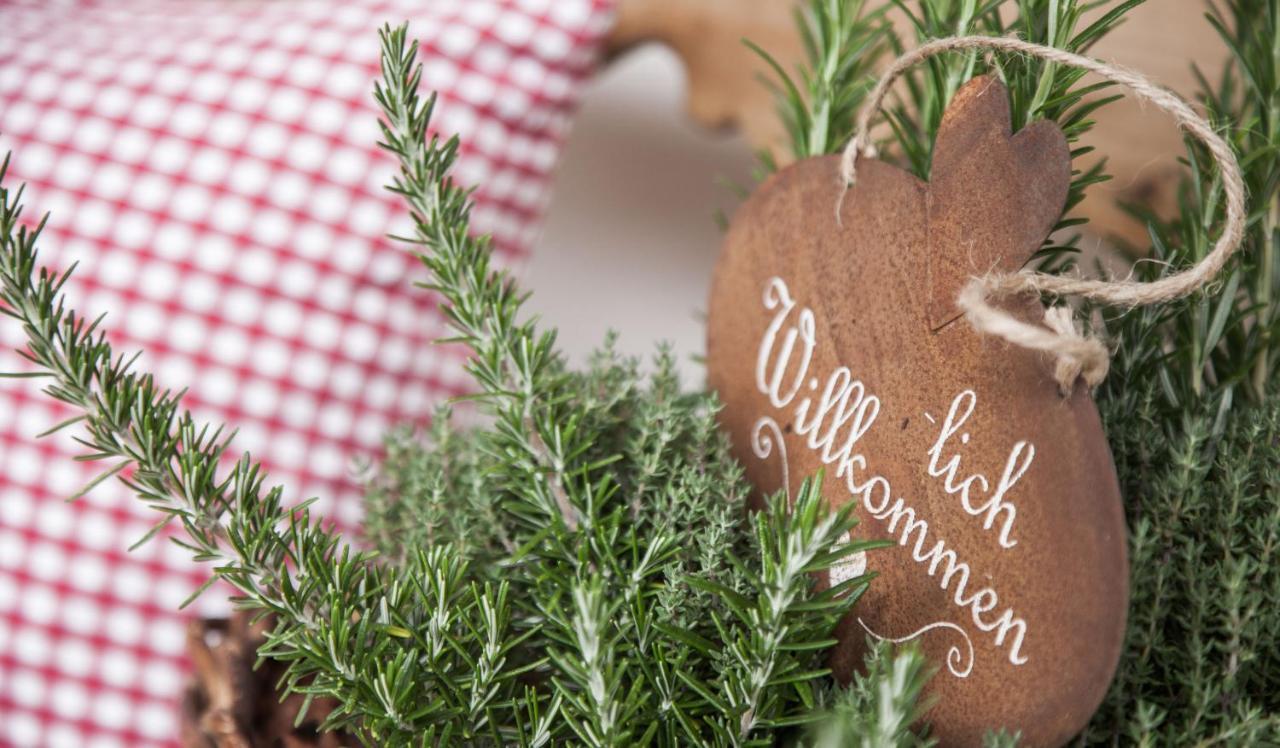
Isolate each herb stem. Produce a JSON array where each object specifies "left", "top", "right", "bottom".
[{"left": 1252, "top": 197, "right": 1278, "bottom": 397}]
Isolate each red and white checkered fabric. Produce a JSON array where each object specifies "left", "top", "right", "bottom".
[{"left": 0, "top": 1, "right": 614, "bottom": 745}]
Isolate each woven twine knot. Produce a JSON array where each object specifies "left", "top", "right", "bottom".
[{"left": 1042, "top": 304, "right": 1108, "bottom": 393}]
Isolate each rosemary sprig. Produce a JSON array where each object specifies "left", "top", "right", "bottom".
[
  {"left": 0, "top": 153, "right": 490, "bottom": 743},
  {"left": 752, "top": 0, "right": 892, "bottom": 168},
  {"left": 1100, "top": 0, "right": 1280, "bottom": 412},
  {"left": 758, "top": 0, "right": 1147, "bottom": 271}
]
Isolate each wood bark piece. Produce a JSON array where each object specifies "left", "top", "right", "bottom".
[
  {"left": 180, "top": 613, "right": 354, "bottom": 748},
  {"left": 706, "top": 76, "right": 1128, "bottom": 746}
]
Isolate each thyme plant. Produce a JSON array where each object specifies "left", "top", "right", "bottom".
[{"left": 1084, "top": 0, "right": 1280, "bottom": 741}]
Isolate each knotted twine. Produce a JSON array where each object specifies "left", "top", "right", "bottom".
[{"left": 838, "top": 36, "right": 1247, "bottom": 395}]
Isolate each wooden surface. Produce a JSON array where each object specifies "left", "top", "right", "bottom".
[
  {"left": 606, "top": 0, "right": 804, "bottom": 149},
  {"left": 181, "top": 614, "right": 353, "bottom": 747},
  {"left": 705, "top": 77, "right": 1128, "bottom": 746},
  {"left": 609, "top": 0, "right": 1223, "bottom": 246}
]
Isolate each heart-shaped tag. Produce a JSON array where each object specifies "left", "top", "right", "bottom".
[{"left": 706, "top": 76, "right": 1128, "bottom": 745}]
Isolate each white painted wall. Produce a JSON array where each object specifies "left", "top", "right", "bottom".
[{"left": 526, "top": 45, "right": 757, "bottom": 384}]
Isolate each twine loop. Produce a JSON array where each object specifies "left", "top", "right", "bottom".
[{"left": 838, "top": 36, "right": 1247, "bottom": 395}]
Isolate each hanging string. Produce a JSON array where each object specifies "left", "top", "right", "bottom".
[{"left": 838, "top": 35, "right": 1247, "bottom": 394}]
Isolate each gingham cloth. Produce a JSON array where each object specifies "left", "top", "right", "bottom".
[{"left": 0, "top": 1, "right": 615, "bottom": 745}]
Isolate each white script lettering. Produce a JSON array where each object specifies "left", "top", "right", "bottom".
[
  {"left": 927, "top": 390, "right": 1031, "bottom": 549},
  {"left": 753, "top": 276, "right": 1032, "bottom": 669}
]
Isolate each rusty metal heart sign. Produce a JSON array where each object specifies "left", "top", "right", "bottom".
[{"left": 706, "top": 76, "right": 1128, "bottom": 746}]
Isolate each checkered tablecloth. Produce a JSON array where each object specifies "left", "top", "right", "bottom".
[{"left": 0, "top": 1, "right": 615, "bottom": 745}]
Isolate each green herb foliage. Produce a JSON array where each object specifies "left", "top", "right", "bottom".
[
  {"left": 1099, "top": 0, "right": 1280, "bottom": 413},
  {"left": 1083, "top": 0, "right": 1280, "bottom": 742},
  {"left": 752, "top": 0, "right": 892, "bottom": 169},
  {"left": 760, "top": 0, "right": 1145, "bottom": 269},
  {"left": 9, "top": 0, "right": 1273, "bottom": 742},
  {"left": 0, "top": 20, "right": 937, "bottom": 747},
  {"left": 1082, "top": 379, "right": 1280, "bottom": 744},
  {"left": 765, "top": 0, "right": 1279, "bottom": 742}
]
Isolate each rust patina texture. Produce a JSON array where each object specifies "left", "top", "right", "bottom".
[{"left": 706, "top": 76, "right": 1128, "bottom": 746}]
